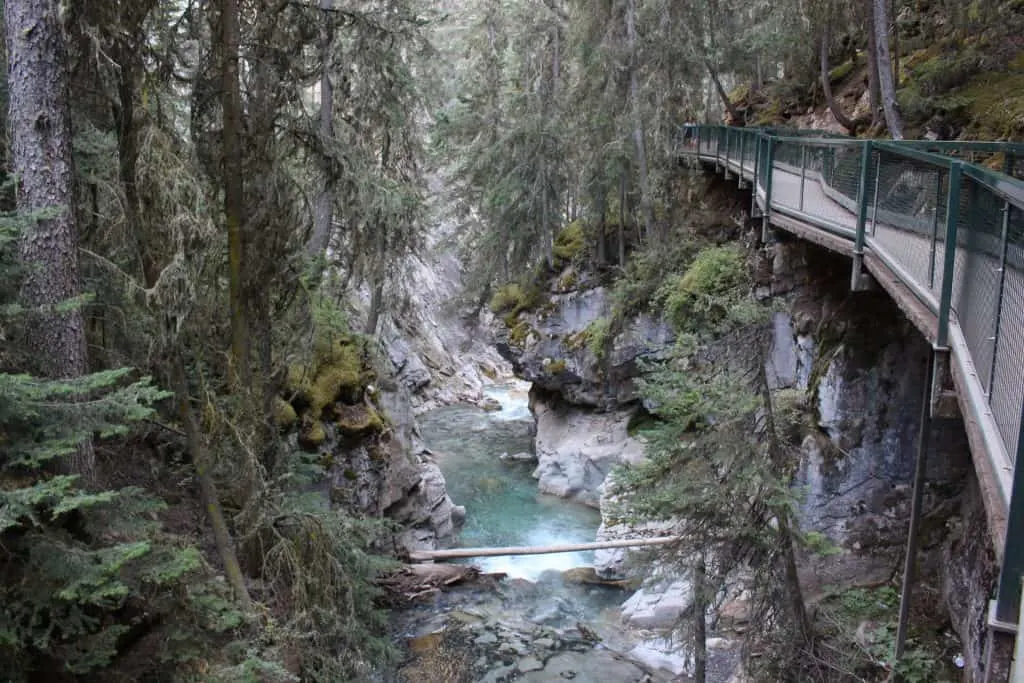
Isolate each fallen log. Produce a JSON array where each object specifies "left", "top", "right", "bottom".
[
  {"left": 377, "top": 563, "right": 509, "bottom": 605},
  {"left": 407, "top": 536, "right": 680, "bottom": 562}
]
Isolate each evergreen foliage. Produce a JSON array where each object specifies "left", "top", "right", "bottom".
[{"left": 609, "top": 246, "right": 817, "bottom": 680}]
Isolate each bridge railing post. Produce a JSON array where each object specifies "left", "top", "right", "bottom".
[
  {"left": 986, "top": 200, "right": 1011, "bottom": 400},
  {"left": 751, "top": 133, "right": 761, "bottom": 215},
  {"left": 799, "top": 143, "right": 808, "bottom": 212},
  {"left": 851, "top": 140, "right": 873, "bottom": 291},
  {"left": 936, "top": 160, "right": 962, "bottom": 349},
  {"left": 761, "top": 136, "right": 776, "bottom": 244},
  {"left": 739, "top": 132, "right": 746, "bottom": 186},
  {"left": 991, "top": 396, "right": 1024, "bottom": 629}
]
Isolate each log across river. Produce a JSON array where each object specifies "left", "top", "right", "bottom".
[{"left": 408, "top": 536, "right": 680, "bottom": 562}]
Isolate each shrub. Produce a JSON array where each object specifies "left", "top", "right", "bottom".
[{"left": 661, "top": 246, "right": 748, "bottom": 333}]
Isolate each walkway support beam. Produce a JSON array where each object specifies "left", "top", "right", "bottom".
[{"left": 894, "top": 351, "right": 935, "bottom": 664}]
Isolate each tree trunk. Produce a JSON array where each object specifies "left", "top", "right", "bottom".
[
  {"left": 171, "top": 354, "right": 253, "bottom": 609},
  {"left": 693, "top": 554, "right": 708, "bottom": 683},
  {"left": 365, "top": 277, "right": 385, "bottom": 336},
  {"left": 307, "top": 0, "right": 336, "bottom": 259},
  {"left": 626, "top": 0, "right": 655, "bottom": 242},
  {"left": 113, "top": 3, "right": 160, "bottom": 288},
  {"left": 873, "top": 0, "right": 904, "bottom": 139},
  {"left": 891, "top": 0, "right": 900, "bottom": 89},
  {"left": 865, "top": 0, "right": 882, "bottom": 128},
  {"left": 222, "top": 0, "right": 251, "bottom": 385},
  {"left": 705, "top": 60, "right": 743, "bottom": 124},
  {"left": 819, "top": 21, "right": 858, "bottom": 133},
  {"left": 618, "top": 172, "right": 627, "bottom": 266},
  {"left": 756, "top": 347, "right": 815, "bottom": 652},
  {"left": 6, "top": 0, "right": 94, "bottom": 477},
  {"left": 595, "top": 182, "right": 608, "bottom": 265}
]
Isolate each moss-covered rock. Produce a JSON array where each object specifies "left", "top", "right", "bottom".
[
  {"left": 274, "top": 397, "right": 298, "bottom": 430},
  {"left": 509, "top": 320, "right": 534, "bottom": 347},
  {"left": 287, "top": 336, "right": 367, "bottom": 418},
  {"left": 299, "top": 418, "right": 327, "bottom": 450},
  {"left": 335, "top": 403, "right": 385, "bottom": 436},
  {"left": 544, "top": 358, "right": 568, "bottom": 375},
  {"left": 553, "top": 220, "right": 585, "bottom": 262}
]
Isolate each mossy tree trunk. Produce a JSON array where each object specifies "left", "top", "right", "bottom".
[
  {"left": 171, "top": 354, "right": 253, "bottom": 609},
  {"left": 705, "top": 59, "right": 743, "bottom": 124},
  {"left": 819, "top": 16, "right": 858, "bottom": 134},
  {"left": 308, "top": 0, "right": 337, "bottom": 259},
  {"left": 756, "top": 345, "right": 815, "bottom": 654},
  {"left": 6, "top": 0, "right": 94, "bottom": 478},
  {"left": 221, "top": 0, "right": 251, "bottom": 386},
  {"left": 693, "top": 553, "right": 708, "bottom": 683},
  {"left": 864, "top": 0, "right": 883, "bottom": 128},
  {"left": 626, "top": 0, "right": 655, "bottom": 243}
]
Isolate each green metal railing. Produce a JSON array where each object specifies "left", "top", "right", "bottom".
[{"left": 678, "top": 123, "right": 1024, "bottom": 625}]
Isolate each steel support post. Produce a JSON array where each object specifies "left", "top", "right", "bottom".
[
  {"left": 936, "top": 161, "right": 962, "bottom": 350},
  {"left": 894, "top": 351, "right": 935, "bottom": 665},
  {"left": 851, "top": 141, "right": 873, "bottom": 292}
]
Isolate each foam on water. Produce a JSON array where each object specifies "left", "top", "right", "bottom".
[{"left": 482, "top": 379, "right": 534, "bottom": 422}]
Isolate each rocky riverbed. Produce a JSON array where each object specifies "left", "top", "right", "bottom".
[{"left": 388, "top": 571, "right": 728, "bottom": 683}]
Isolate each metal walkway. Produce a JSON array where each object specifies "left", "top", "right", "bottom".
[{"left": 680, "top": 125, "right": 1024, "bottom": 641}]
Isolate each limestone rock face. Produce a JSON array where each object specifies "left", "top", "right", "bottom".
[
  {"left": 322, "top": 379, "right": 464, "bottom": 554},
  {"left": 496, "top": 284, "right": 674, "bottom": 410},
  {"left": 530, "top": 391, "right": 645, "bottom": 508},
  {"left": 620, "top": 580, "right": 693, "bottom": 630},
  {"left": 355, "top": 174, "right": 510, "bottom": 413}
]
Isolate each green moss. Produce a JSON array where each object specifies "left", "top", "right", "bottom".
[
  {"left": 336, "top": 404, "right": 385, "bottom": 435},
  {"left": 509, "top": 320, "right": 534, "bottom": 347},
  {"left": 556, "top": 269, "right": 579, "bottom": 291},
  {"left": 583, "top": 318, "right": 611, "bottom": 358},
  {"left": 274, "top": 397, "right": 298, "bottom": 430},
  {"left": 287, "top": 336, "right": 366, "bottom": 421},
  {"left": 662, "top": 246, "right": 747, "bottom": 333},
  {"left": 299, "top": 419, "right": 326, "bottom": 450},
  {"left": 553, "top": 220, "right": 586, "bottom": 263},
  {"left": 490, "top": 283, "right": 527, "bottom": 314},
  {"left": 490, "top": 281, "right": 544, "bottom": 321},
  {"left": 828, "top": 58, "right": 856, "bottom": 83},
  {"left": 958, "top": 70, "right": 1024, "bottom": 138},
  {"left": 544, "top": 359, "right": 568, "bottom": 374}
]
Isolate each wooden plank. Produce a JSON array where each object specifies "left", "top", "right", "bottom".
[{"left": 408, "top": 536, "right": 680, "bottom": 562}]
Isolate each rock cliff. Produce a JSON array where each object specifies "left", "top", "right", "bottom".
[{"left": 498, "top": 219, "right": 993, "bottom": 679}]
